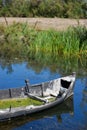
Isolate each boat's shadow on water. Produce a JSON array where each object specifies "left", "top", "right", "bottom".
[{"left": 0, "top": 97, "right": 73, "bottom": 130}]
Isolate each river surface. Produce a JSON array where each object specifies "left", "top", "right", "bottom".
[{"left": 0, "top": 56, "right": 87, "bottom": 130}]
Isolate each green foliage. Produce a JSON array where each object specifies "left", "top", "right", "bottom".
[
  {"left": 0, "top": 23, "right": 37, "bottom": 58},
  {"left": 73, "top": 26, "right": 87, "bottom": 54},
  {"left": 30, "top": 26, "right": 87, "bottom": 56},
  {"left": 0, "top": 0, "right": 86, "bottom": 18},
  {"left": 0, "top": 24, "right": 5, "bottom": 34},
  {"left": 0, "top": 23, "right": 87, "bottom": 58},
  {"left": 0, "top": 98, "right": 43, "bottom": 109}
]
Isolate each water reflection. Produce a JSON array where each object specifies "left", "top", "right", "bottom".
[
  {"left": 73, "top": 78, "right": 87, "bottom": 130},
  {"left": 0, "top": 54, "right": 87, "bottom": 89},
  {"left": 0, "top": 53, "right": 87, "bottom": 75},
  {"left": 81, "top": 86, "right": 87, "bottom": 118},
  {"left": 0, "top": 97, "right": 74, "bottom": 130},
  {"left": 0, "top": 54, "right": 87, "bottom": 130}
]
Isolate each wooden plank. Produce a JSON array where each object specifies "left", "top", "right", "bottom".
[{"left": 25, "top": 92, "right": 48, "bottom": 103}]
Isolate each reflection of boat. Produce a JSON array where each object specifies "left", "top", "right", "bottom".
[
  {"left": 0, "top": 72, "right": 76, "bottom": 122},
  {"left": 0, "top": 97, "right": 74, "bottom": 130},
  {"left": 81, "top": 87, "right": 87, "bottom": 116},
  {"left": 83, "top": 87, "right": 87, "bottom": 101}
]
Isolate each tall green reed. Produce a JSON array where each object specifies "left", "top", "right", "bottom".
[
  {"left": 30, "top": 26, "right": 87, "bottom": 56},
  {"left": 0, "top": 23, "right": 87, "bottom": 58}
]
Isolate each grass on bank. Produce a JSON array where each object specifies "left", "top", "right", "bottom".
[
  {"left": 31, "top": 26, "right": 87, "bottom": 56},
  {"left": 0, "top": 23, "right": 87, "bottom": 58}
]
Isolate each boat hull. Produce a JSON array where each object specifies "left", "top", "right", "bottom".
[{"left": 0, "top": 72, "right": 76, "bottom": 122}]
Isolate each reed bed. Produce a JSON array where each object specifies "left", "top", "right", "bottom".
[
  {"left": 30, "top": 26, "right": 87, "bottom": 56},
  {"left": 0, "top": 23, "right": 87, "bottom": 58}
]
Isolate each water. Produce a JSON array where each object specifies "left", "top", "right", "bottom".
[{"left": 0, "top": 56, "right": 87, "bottom": 130}]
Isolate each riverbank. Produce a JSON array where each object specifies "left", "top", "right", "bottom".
[
  {"left": 0, "top": 17, "right": 87, "bottom": 31},
  {"left": 0, "top": 21, "right": 87, "bottom": 57}
]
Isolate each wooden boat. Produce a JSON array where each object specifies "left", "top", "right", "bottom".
[
  {"left": 0, "top": 72, "right": 76, "bottom": 122},
  {"left": 0, "top": 97, "right": 73, "bottom": 128}
]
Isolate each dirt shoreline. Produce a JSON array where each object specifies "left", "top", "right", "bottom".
[{"left": 0, "top": 17, "right": 87, "bottom": 30}]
